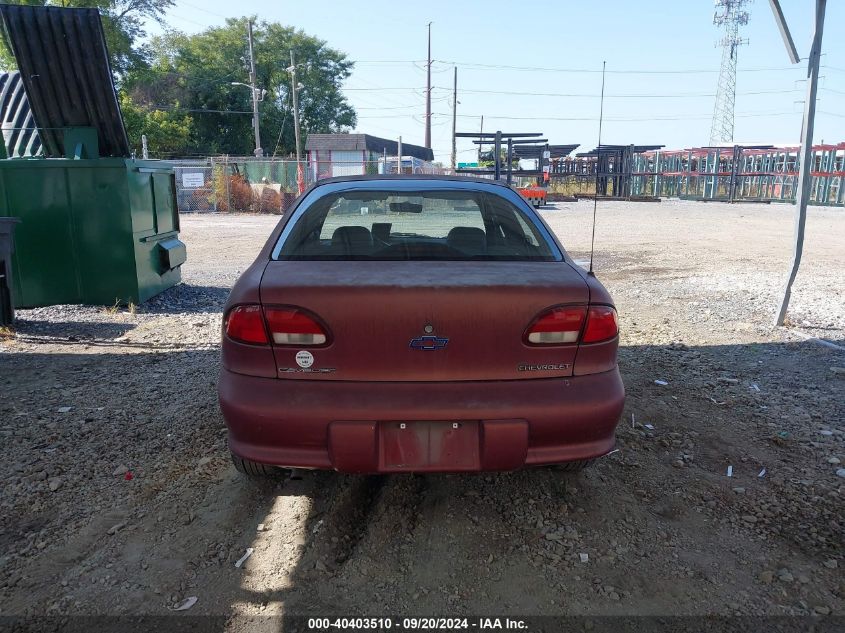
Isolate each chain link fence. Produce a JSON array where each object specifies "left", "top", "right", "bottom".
[
  {"left": 173, "top": 156, "right": 446, "bottom": 215},
  {"left": 173, "top": 162, "right": 217, "bottom": 213}
]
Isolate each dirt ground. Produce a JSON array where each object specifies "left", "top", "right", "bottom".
[{"left": 1, "top": 199, "right": 843, "bottom": 627}]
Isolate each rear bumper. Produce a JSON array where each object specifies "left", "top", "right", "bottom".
[{"left": 219, "top": 368, "right": 624, "bottom": 473}]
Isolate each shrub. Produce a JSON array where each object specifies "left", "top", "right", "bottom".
[
  {"left": 212, "top": 169, "right": 254, "bottom": 212},
  {"left": 256, "top": 187, "right": 281, "bottom": 214}
]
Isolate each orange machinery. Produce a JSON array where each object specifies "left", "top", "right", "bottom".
[{"left": 515, "top": 185, "right": 547, "bottom": 208}]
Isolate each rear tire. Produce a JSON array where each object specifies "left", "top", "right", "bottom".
[
  {"left": 552, "top": 459, "right": 594, "bottom": 473},
  {"left": 230, "top": 452, "right": 285, "bottom": 478}
]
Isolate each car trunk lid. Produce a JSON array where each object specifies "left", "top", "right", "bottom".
[{"left": 260, "top": 260, "right": 589, "bottom": 382}]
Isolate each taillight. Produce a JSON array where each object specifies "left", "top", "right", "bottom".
[
  {"left": 225, "top": 305, "right": 269, "bottom": 345},
  {"left": 525, "top": 306, "right": 587, "bottom": 345},
  {"left": 264, "top": 307, "right": 328, "bottom": 346},
  {"left": 224, "top": 305, "right": 329, "bottom": 346},
  {"left": 583, "top": 306, "right": 618, "bottom": 343},
  {"left": 525, "top": 305, "right": 618, "bottom": 345}
]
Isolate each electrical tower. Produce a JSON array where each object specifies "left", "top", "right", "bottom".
[{"left": 709, "top": 0, "right": 751, "bottom": 145}]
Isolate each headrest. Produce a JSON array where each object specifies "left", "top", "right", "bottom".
[
  {"left": 332, "top": 226, "right": 373, "bottom": 250},
  {"left": 447, "top": 226, "right": 486, "bottom": 252}
]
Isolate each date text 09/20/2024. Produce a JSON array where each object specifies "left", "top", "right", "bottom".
[{"left": 307, "top": 617, "right": 528, "bottom": 630}]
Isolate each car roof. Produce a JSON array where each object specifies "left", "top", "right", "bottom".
[{"left": 313, "top": 174, "right": 510, "bottom": 188}]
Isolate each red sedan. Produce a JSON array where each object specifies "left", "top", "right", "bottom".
[{"left": 219, "top": 175, "right": 624, "bottom": 475}]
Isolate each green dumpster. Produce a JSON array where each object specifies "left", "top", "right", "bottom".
[
  {"left": 0, "top": 156, "right": 185, "bottom": 307},
  {"left": 0, "top": 5, "right": 186, "bottom": 308}
]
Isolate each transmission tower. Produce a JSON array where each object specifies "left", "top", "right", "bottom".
[{"left": 709, "top": 0, "right": 751, "bottom": 145}]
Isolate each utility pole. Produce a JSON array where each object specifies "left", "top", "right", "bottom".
[
  {"left": 493, "top": 130, "right": 502, "bottom": 181},
  {"left": 450, "top": 66, "right": 457, "bottom": 171},
  {"left": 397, "top": 136, "right": 402, "bottom": 174},
  {"left": 772, "top": 0, "right": 827, "bottom": 325},
  {"left": 290, "top": 50, "right": 302, "bottom": 164},
  {"left": 424, "top": 22, "right": 432, "bottom": 149},
  {"left": 247, "top": 20, "right": 262, "bottom": 157},
  {"left": 506, "top": 137, "right": 512, "bottom": 185},
  {"left": 478, "top": 115, "right": 483, "bottom": 163}
]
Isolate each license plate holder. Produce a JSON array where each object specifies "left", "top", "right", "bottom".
[{"left": 380, "top": 421, "right": 480, "bottom": 471}]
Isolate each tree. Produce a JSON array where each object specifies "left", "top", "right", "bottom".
[
  {"left": 123, "top": 18, "right": 356, "bottom": 157},
  {"left": 119, "top": 93, "right": 193, "bottom": 157},
  {"left": 0, "top": 0, "right": 174, "bottom": 75}
]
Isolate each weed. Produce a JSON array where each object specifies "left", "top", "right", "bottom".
[{"left": 102, "top": 299, "right": 121, "bottom": 315}]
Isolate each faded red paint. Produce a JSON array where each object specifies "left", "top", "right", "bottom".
[{"left": 218, "top": 176, "right": 625, "bottom": 473}]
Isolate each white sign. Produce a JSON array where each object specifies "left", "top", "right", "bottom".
[
  {"left": 181, "top": 172, "right": 205, "bottom": 188},
  {"left": 543, "top": 150, "right": 550, "bottom": 159},
  {"left": 295, "top": 351, "right": 314, "bottom": 368}
]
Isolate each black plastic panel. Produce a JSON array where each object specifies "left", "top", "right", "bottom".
[{"left": 0, "top": 71, "right": 42, "bottom": 157}]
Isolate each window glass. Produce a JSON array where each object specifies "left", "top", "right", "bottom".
[{"left": 275, "top": 189, "right": 558, "bottom": 261}]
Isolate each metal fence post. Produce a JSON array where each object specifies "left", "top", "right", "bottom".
[
  {"left": 211, "top": 156, "right": 217, "bottom": 212},
  {"left": 225, "top": 155, "right": 231, "bottom": 213}
]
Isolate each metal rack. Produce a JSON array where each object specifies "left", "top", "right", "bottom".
[{"left": 630, "top": 144, "right": 844, "bottom": 206}]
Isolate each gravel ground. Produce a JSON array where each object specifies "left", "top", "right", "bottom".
[{"left": 1, "top": 200, "right": 843, "bottom": 625}]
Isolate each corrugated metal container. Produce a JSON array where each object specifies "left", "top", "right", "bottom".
[
  {"left": 0, "top": 5, "right": 186, "bottom": 310},
  {"left": 0, "top": 4, "right": 129, "bottom": 158},
  {"left": 0, "top": 157, "right": 185, "bottom": 308}
]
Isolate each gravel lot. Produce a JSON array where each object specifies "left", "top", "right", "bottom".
[{"left": 1, "top": 199, "right": 843, "bottom": 625}]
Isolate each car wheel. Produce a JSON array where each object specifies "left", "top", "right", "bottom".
[
  {"left": 230, "top": 452, "right": 286, "bottom": 478},
  {"left": 552, "top": 459, "right": 594, "bottom": 472}
]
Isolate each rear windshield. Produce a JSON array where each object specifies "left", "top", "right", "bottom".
[{"left": 274, "top": 189, "right": 560, "bottom": 261}]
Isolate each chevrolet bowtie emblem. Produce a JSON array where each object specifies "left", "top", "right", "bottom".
[{"left": 409, "top": 335, "right": 449, "bottom": 350}]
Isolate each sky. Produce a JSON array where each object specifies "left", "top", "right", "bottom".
[{"left": 149, "top": 1, "right": 844, "bottom": 164}]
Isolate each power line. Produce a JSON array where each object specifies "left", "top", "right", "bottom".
[
  {"left": 365, "top": 60, "right": 843, "bottom": 74},
  {"left": 140, "top": 102, "right": 840, "bottom": 123},
  {"left": 353, "top": 60, "right": 425, "bottom": 64},
  {"left": 431, "top": 86, "right": 803, "bottom": 99},
  {"left": 343, "top": 87, "right": 434, "bottom": 91},
  {"left": 430, "top": 59, "right": 804, "bottom": 75},
  {"left": 355, "top": 100, "right": 448, "bottom": 110},
  {"left": 343, "top": 75, "right": 424, "bottom": 110},
  {"left": 431, "top": 110, "right": 802, "bottom": 122},
  {"left": 174, "top": 0, "right": 230, "bottom": 19},
  {"left": 271, "top": 89, "right": 292, "bottom": 157},
  {"left": 358, "top": 114, "right": 433, "bottom": 119},
  {"left": 343, "top": 85, "right": 805, "bottom": 98},
  {"left": 352, "top": 60, "right": 845, "bottom": 75},
  {"left": 133, "top": 68, "right": 242, "bottom": 86},
  {"left": 150, "top": 105, "right": 254, "bottom": 114},
  {"left": 166, "top": 11, "right": 214, "bottom": 28}
]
